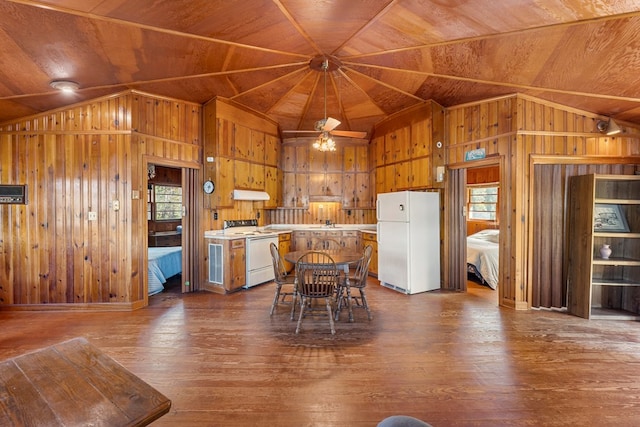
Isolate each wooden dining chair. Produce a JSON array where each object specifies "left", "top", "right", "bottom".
[
  {"left": 335, "top": 245, "right": 373, "bottom": 321},
  {"left": 294, "top": 251, "right": 338, "bottom": 334},
  {"left": 269, "top": 242, "right": 296, "bottom": 316}
]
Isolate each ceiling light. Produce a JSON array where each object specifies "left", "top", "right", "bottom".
[
  {"left": 596, "top": 119, "right": 622, "bottom": 136},
  {"left": 50, "top": 80, "right": 79, "bottom": 93},
  {"left": 313, "top": 132, "right": 336, "bottom": 152}
]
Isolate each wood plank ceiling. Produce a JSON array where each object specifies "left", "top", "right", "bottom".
[{"left": 1, "top": 0, "right": 640, "bottom": 136}]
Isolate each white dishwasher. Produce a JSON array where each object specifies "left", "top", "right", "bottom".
[{"left": 245, "top": 234, "right": 278, "bottom": 288}]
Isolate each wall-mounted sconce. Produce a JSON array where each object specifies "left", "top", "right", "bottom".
[
  {"left": 49, "top": 80, "right": 79, "bottom": 93},
  {"left": 596, "top": 119, "right": 622, "bottom": 136},
  {"left": 147, "top": 164, "right": 156, "bottom": 179}
]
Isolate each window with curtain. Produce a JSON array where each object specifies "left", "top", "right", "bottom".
[
  {"left": 468, "top": 186, "right": 498, "bottom": 220},
  {"left": 153, "top": 184, "right": 183, "bottom": 221}
]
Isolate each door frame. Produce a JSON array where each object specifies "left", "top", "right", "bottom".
[
  {"left": 143, "top": 156, "right": 201, "bottom": 305},
  {"left": 446, "top": 156, "right": 504, "bottom": 303}
]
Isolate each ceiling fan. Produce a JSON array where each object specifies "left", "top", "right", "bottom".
[{"left": 282, "top": 58, "right": 367, "bottom": 143}]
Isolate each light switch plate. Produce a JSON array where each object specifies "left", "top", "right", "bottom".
[{"left": 88, "top": 211, "right": 97, "bottom": 221}]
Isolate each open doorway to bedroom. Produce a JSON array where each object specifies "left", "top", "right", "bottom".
[
  {"left": 147, "top": 164, "right": 184, "bottom": 297},
  {"left": 466, "top": 164, "right": 500, "bottom": 303}
]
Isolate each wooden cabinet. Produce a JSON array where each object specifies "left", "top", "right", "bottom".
[
  {"left": 567, "top": 174, "right": 640, "bottom": 320},
  {"left": 340, "top": 230, "right": 360, "bottom": 250},
  {"left": 362, "top": 232, "right": 378, "bottom": 276},
  {"left": 278, "top": 233, "right": 293, "bottom": 272},
  {"left": 202, "top": 100, "right": 281, "bottom": 212},
  {"left": 373, "top": 101, "right": 445, "bottom": 195},
  {"left": 234, "top": 160, "right": 264, "bottom": 190},
  {"left": 292, "top": 229, "right": 361, "bottom": 251},
  {"left": 282, "top": 141, "right": 371, "bottom": 208},
  {"left": 292, "top": 230, "right": 312, "bottom": 251},
  {"left": 264, "top": 166, "right": 281, "bottom": 208},
  {"left": 205, "top": 238, "right": 246, "bottom": 293}
]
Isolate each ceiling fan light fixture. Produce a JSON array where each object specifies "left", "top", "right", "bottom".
[
  {"left": 597, "top": 118, "right": 622, "bottom": 135},
  {"left": 313, "top": 132, "right": 336, "bottom": 152},
  {"left": 50, "top": 80, "right": 79, "bottom": 93}
]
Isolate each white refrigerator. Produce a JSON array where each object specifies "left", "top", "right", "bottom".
[{"left": 376, "top": 191, "right": 440, "bottom": 294}]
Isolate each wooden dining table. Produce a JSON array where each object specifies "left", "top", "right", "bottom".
[{"left": 284, "top": 249, "right": 363, "bottom": 322}]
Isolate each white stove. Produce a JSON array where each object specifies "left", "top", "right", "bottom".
[
  {"left": 223, "top": 219, "right": 278, "bottom": 237},
  {"left": 224, "top": 219, "right": 278, "bottom": 288}
]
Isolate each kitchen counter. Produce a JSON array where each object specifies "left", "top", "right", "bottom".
[{"left": 204, "top": 224, "right": 375, "bottom": 239}]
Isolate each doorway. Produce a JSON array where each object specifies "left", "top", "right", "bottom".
[
  {"left": 147, "top": 164, "right": 184, "bottom": 296},
  {"left": 144, "top": 158, "right": 201, "bottom": 303},
  {"left": 465, "top": 164, "right": 500, "bottom": 303},
  {"left": 445, "top": 157, "right": 503, "bottom": 304}
]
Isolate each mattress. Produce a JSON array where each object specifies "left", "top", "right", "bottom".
[
  {"left": 148, "top": 246, "right": 182, "bottom": 296},
  {"left": 466, "top": 229, "right": 499, "bottom": 290}
]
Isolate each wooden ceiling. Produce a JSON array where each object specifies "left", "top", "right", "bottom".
[{"left": 2, "top": 0, "right": 640, "bottom": 136}]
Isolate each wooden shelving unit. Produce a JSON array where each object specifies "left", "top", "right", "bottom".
[{"left": 567, "top": 174, "right": 640, "bottom": 320}]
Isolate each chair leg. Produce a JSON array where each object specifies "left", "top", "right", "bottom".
[
  {"left": 295, "top": 296, "right": 307, "bottom": 334},
  {"left": 359, "top": 288, "right": 372, "bottom": 320},
  {"left": 325, "top": 297, "right": 336, "bottom": 335},
  {"left": 270, "top": 283, "right": 282, "bottom": 316},
  {"left": 334, "top": 285, "right": 344, "bottom": 321},
  {"left": 346, "top": 283, "right": 354, "bottom": 323}
]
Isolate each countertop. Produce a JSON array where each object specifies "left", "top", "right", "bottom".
[{"left": 204, "top": 224, "right": 376, "bottom": 239}]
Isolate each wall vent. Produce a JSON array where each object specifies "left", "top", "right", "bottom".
[{"left": 208, "top": 243, "right": 223, "bottom": 284}]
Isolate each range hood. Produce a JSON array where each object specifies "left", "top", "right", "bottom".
[{"left": 233, "top": 189, "right": 270, "bottom": 201}]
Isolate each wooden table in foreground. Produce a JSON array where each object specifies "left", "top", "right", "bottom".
[{"left": 0, "top": 337, "right": 171, "bottom": 427}]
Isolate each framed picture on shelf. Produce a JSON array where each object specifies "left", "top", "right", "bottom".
[{"left": 593, "top": 204, "right": 630, "bottom": 232}]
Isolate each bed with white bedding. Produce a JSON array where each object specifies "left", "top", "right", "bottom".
[
  {"left": 148, "top": 246, "right": 182, "bottom": 296},
  {"left": 467, "top": 229, "right": 499, "bottom": 290}
]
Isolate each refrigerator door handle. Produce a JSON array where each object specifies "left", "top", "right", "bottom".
[
  {"left": 376, "top": 222, "right": 380, "bottom": 243},
  {"left": 376, "top": 198, "right": 380, "bottom": 220}
]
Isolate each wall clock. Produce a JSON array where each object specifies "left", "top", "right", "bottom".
[{"left": 203, "top": 180, "right": 215, "bottom": 194}]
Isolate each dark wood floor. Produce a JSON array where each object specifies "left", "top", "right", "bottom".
[{"left": 1, "top": 278, "right": 639, "bottom": 426}]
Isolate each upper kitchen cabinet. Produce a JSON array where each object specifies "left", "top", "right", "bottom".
[
  {"left": 265, "top": 134, "right": 280, "bottom": 168},
  {"left": 343, "top": 144, "right": 371, "bottom": 208},
  {"left": 203, "top": 97, "right": 281, "bottom": 209},
  {"left": 282, "top": 139, "right": 372, "bottom": 208},
  {"left": 373, "top": 101, "right": 445, "bottom": 194},
  {"left": 235, "top": 125, "right": 266, "bottom": 162}
]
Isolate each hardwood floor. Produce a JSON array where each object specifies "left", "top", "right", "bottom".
[{"left": 1, "top": 279, "right": 639, "bottom": 426}]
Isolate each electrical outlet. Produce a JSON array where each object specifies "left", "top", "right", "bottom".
[
  {"left": 112, "top": 200, "right": 120, "bottom": 211},
  {"left": 88, "top": 211, "right": 97, "bottom": 221}
]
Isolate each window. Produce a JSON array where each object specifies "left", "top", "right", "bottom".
[
  {"left": 153, "top": 185, "right": 183, "bottom": 221},
  {"left": 468, "top": 186, "right": 498, "bottom": 220}
]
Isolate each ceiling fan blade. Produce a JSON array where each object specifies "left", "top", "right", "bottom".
[
  {"left": 281, "top": 130, "right": 318, "bottom": 134},
  {"left": 322, "top": 117, "right": 341, "bottom": 131},
  {"left": 330, "top": 130, "right": 368, "bottom": 139}
]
